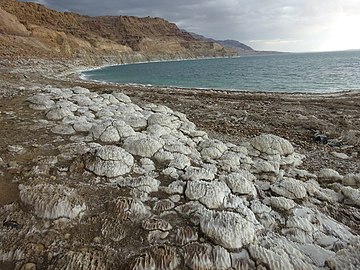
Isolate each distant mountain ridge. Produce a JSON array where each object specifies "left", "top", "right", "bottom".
[
  {"left": 188, "top": 32, "right": 254, "bottom": 52},
  {"left": 188, "top": 31, "right": 282, "bottom": 55},
  {"left": 218, "top": 40, "right": 254, "bottom": 51}
]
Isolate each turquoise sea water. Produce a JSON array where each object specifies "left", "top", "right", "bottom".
[{"left": 82, "top": 50, "right": 360, "bottom": 93}]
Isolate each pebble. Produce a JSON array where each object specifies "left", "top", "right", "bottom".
[
  {"left": 7, "top": 145, "right": 25, "bottom": 153},
  {"left": 331, "top": 151, "right": 350, "bottom": 159}
]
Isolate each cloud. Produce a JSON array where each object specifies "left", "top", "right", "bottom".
[{"left": 19, "top": 0, "right": 360, "bottom": 52}]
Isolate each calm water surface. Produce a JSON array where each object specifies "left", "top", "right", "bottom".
[{"left": 83, "top": 51, "right": 360, "bottom": 93}]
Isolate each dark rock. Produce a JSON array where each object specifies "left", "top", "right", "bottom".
[
  {"left": 314, "top": 134, "right": 328, "bottom": 144},
  {"left": 3, "top": 219, "right": 21, "bottom": 229}
]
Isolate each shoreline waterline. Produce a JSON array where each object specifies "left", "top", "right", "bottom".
[
  {"left": 78, "top": 71, "right": 358, "bottom": 97},
  {"left": 76, "top": 71, "right": 360, "bottom": 97},
  {"left": 1, "top": 57, "right": 360, "bottom": 270},
  {"left": 77, "top": 55, "right": 247, "bottom": 84},
  {"left": 78, "top": 71, "right": 359, "bottom": 97},
  {"left": 80, "top": 51, "right": 360, "bottom": 94}
]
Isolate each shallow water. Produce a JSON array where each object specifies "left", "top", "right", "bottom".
[{"left": 83, "top": 50, "right": 360, "bottom": 93}]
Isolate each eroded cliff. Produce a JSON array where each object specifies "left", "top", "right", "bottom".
[{"left": 0, "top": 0, "right": 236, "bottom": 64}]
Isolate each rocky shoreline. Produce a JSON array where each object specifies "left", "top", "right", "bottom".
[{"left": 0, "top": 59, "right": 360, "bottom": 269}]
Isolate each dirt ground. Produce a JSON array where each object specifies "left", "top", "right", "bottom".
[
  {"left": 0, "top": 61, "right": 360, "bottom": 268},
  {"left": 1, "top": 61, "right": 359, "bottom": 177}
]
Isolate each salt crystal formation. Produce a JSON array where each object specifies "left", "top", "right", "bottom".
[
  {"left": 123, "top": 134, "right": 164, "bottom": 157},
  {"left": 1, "top": 85, "right": 359, "bottom": 269},
  {"left": 113, "top": 197, "right": 150, "bottom": 221},
  {"left": 48, "top": 249, "right": 118, "bottom": 270},
  {"left": 85, "top": 145, "right": 134, "bottom": 177},
  {"left": 19, "top": 183, "right": 86, "bottom": 219},
  {"left": 90, "top": 119, "right": 135, "bottom": 142},
  {"left": 200, "top": 210, "right": 256, "bottom": 249},
  {"left": 130, "top": 245, "right": 180, "bottom": 270},
  {"left": 251, "top": 133, "right": 294, "bottom": 155}
]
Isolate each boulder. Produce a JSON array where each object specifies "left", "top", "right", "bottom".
[
  {"left": 168, "top": 153, "right": 191, "bottom": 170},
  {"left": 72, "top": 86, "right": 91, "bottom": 94},
  {"left": 73, "top": 120, "right": 93, "bottom": 132},
  {"left": 341, "top": 186, "right": 360, "bottom": 206},
  {"left": 331, "top": 152, "right": 350, "bottom": 160},
  {"left": 199, "top": 139, "right": 228, "bottom": 160},
  {"left": 112, "top": 92, "right": 132, "bottom": 103},
  {"left": 51, "top": 124, "right": 76, "bottom": 135},
  {"left": 342, "top": 173, "right": 360, "bottom": 187},
  {"left": 147, "top": 113, "right": 181, "bottom": 129},
  {"left": 69, "top": 94, "right": 94, "bottom": 106},
  {"left": 120, "top": 114, "right": 148, "bottom": 131},
  {"left": 252, "top": 160, "right": 280, "bottom": 175}
]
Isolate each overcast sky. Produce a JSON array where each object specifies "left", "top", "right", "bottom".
[{"left": 21, "top": 0, "right": 360, "bottom": 52}]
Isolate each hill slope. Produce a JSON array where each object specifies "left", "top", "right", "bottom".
[
  {"left": 0, "top": 0, "right": 236, "bottom": 63},
  {"left": 189, "top": 32, "right": 282, "bottom": 55},
  {"left": 189, "top": 32, "right": 254, "bottom": 52}
]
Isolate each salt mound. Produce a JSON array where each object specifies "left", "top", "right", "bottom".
[
  {"left": 251, "top": 133, "right": 294, "bottom": 155},
  {"left": 85, "top": 145, "right": 134, "bottom": 177},
  {"left": 19, "top": 184, "right": 86, "bottom": 219},
  {"left": 200, "top": 210, "right": 256, "bottom": 249},
  {"left": 4, "top": 85, "right": 358, "bottom": 269}
]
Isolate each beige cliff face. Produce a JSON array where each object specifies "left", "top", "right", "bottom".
[
  {"left": 0, "top": 7, "right": 30, "bottom": 36},
  {"left": 0, "top": 0, "right": 236, "bottom": 61},
  {"left": 28, "top": 25, "right": 85, "bottom": 56}
]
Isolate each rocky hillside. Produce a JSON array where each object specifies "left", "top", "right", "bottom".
[
  {"left": 0, "top": 0, "right": 236, "bottom": 63},
  {"left": 219, "top": 39, "right": 254, "bottom": 51},
  {"left": 189, "top": 32, "right": 254, "bottom": 53},
  {"left": 189, "top": 32, "right": 282, "bottom": 55}
]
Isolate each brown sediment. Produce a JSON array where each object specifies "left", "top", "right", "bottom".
[
  {"left": 0, "top": 178, "right": 19, "bottom": 206},
  {"left": 0, "top": 58, "right": 359, "bottom": 269},
  {"left": 1, "top": 60, "right": 359, "bottom": 176}
]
